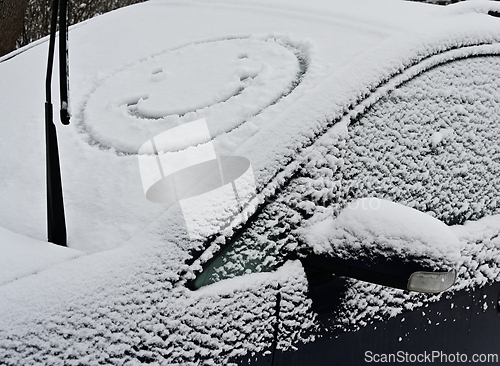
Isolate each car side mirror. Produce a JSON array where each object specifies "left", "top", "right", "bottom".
[{"left": 300, "top": 198, "right": 459, "bottom": 293}]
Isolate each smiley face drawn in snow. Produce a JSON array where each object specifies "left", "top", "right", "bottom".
[{"left": 83, "top": 37, "right": 307, "bottom": 154}]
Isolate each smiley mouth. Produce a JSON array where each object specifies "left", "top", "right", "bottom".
[{"left": 80, "top": 36, "right": 309, "bottom": 154}]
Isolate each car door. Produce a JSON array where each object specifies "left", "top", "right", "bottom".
[{"left": 223, "top": 49, "right": 500, "bottom": 365}]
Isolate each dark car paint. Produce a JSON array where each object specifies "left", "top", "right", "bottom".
[{"left": 235, "top": 280, "right": 500, "bottom": 365}]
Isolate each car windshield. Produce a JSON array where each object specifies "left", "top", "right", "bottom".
[{"left": 191, "top": 55, "right": 500, "bottom": 289}]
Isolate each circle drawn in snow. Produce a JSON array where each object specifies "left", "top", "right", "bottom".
[{"left": 83, "top": 38, "right": 304, "bottom": 154}]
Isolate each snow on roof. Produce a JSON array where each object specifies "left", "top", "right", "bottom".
[{"left": 1, "top": 0, "right": 500, "bottom": 363}]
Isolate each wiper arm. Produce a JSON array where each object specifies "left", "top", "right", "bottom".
[{"left": 44, "top": 0, "right": 70, "bottom": 246}]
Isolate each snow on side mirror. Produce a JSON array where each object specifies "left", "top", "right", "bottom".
[{"left": 300, "top": 198, "right": 460, "bottom": 293}]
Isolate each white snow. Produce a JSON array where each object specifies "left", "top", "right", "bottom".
[
  {"left": 1, "top": 0, "right": 500, "bottom": 363},
  {"left": 0, "top": 227, "right": 83, "bottom": 285},
  {"left": 430, "top": 128, "right": 454, "bottom": 147},
  {"left": 84, "top": 37, "right": 302, "bottom": 153},
  {"left": 303, "top": 198, "right": 461, "bottom": 265}
]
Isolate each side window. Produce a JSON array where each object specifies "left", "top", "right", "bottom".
[
  {"left": 343, "top": 56, "right": 500, "bottom": 226},
  {"left": 190, "top": 56, "right": 500, "bottom": 289}
]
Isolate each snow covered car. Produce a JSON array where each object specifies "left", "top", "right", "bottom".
[{"left": 1, "top": 0, "right": 500, "bottom": 365}]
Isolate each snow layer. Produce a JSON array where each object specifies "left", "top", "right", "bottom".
[
  {"left": 84, "top": 37, "right": 303, "bottom": 153},
  {"left": 195, "top": 54, "right": 500, "bottom": 337},
  {"left": 341, "top": 56, "right": 500, "bottom": 226},
  {"left": 303, "top": 198, "right": 461, "bottom": 265},
  {"left": 0, "top": 227, "right": 83, "bottom": 285},
  {"left": 0, "top": 255, "right": 313, "bottom": 365}
]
